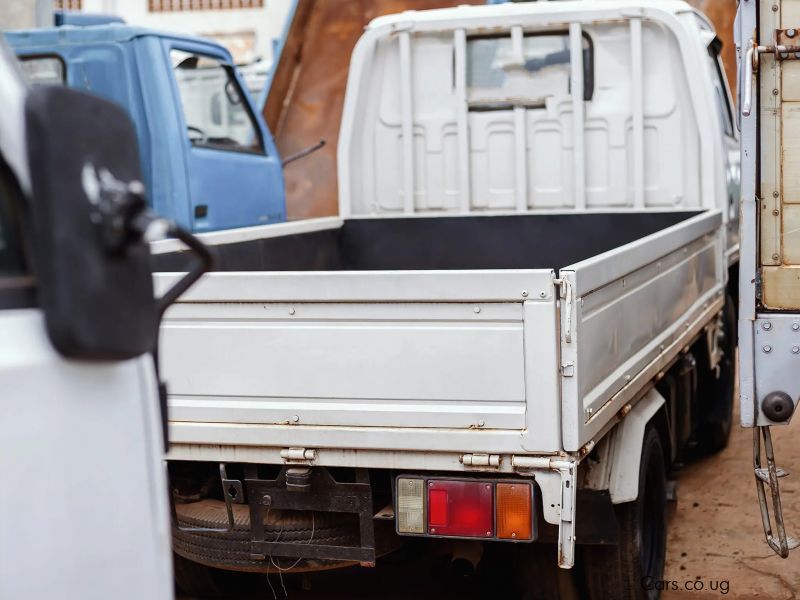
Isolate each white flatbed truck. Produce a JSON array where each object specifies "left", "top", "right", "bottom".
[{"left": 154, "top": 2, "right": 741, "bottom": 597}]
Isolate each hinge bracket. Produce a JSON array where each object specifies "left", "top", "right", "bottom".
[{"left": 280, "top": 447, "right": 317, "bottom": 463}]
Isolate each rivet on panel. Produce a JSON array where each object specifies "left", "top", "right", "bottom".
[
  {"left": 773, "top": 209, "right": 780, "bottom": 216},
  {"left": 763, "top": 321, "right": 773, "bottom": 331},
  {"left": 793, "top": 346, "right": 800, "bottom": 354},
  {"left": 289, "top": 307, "right": 296, "bottom": 315},
  {"left": 521, "top": 290, "right": 529, "bottom": 297},
  {"left": 773, "top": 253, "right": 781, "bottom": 261},
  {"left": 764, "top": 345, "right": 773, "bottom": 353},
  {"left": 474, "top": 306, "right": 481, "bottom": 314},
  {"left": 793, "top": 323, "right": 800, "bottom": 331},
  {"left": 774, "top": 88, "right": 780, "bottom": 95}
]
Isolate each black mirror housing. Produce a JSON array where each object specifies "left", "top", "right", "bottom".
[{"left": 25, "top": 86, "right": 158, "bottom": 360}]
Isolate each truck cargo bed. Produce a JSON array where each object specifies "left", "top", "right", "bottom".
[
  {"left": 157, "top": 209, "right": 723, "bottom": 456},
  {"left": 153, "top": 211, "right": 695, "bottom": 272}
]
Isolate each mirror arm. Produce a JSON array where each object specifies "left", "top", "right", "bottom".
[{"left": 154, "top": 222, "right": 214, "bottom": 321}]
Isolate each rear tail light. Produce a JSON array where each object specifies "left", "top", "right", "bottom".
[
  {"left": 496, "top": 482, "right": 533, "bottom": 540},
  {"left": 427, "top": 480, "right": 493, "bottom": 537},
  {"left": 395, "top": 476, "right": 535, "bottom": 542}
]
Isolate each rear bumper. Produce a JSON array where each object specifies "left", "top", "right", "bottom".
[{"left": 168, "top": 453, "right": 581, "bottom": 568}]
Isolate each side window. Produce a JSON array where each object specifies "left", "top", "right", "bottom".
[
  {"left": 170, "top": 50, "right": 263, "bottom": 154},
  {"left": 18, "top": 56, "right": 66, "bottom": 86},
  {"left": 707, "top": 49, "right": 734, "bottom": 138},
  {"left": 466, "top": 32, "right": 593, "bottom": 110}
]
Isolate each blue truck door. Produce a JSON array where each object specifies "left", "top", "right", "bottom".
[{"left": 165, "top": 42, "right": 285, "bottom": 232}]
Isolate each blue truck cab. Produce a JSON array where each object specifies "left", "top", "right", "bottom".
[{"left": 7, "top": 25, "right": 286, "bottom": 232}]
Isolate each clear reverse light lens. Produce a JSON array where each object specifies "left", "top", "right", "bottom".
[{"left": 397, "top": 477, "right": 425, "bottom": 534}]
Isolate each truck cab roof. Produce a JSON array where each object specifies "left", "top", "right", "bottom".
[{"left": 6, "top": 24, "right": 233, "bottom": 62}]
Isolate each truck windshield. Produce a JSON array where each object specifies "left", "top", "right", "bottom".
[
  {"left": 467, "top": 32, "right": 593, "bottom": 109},
  {"left": 171, "top": 50, "right": 263, "bottom": 154}
]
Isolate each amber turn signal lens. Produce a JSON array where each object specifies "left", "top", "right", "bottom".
[{"left": 496, "top": 483, "right": 532, "bottom": 540}]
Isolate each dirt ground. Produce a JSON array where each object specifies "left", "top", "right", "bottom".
[{"left": 663, "top": 409, "right": 800, "bottom": 599}]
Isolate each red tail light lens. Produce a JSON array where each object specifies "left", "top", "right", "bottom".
[{"left": 427, "top": 480, "right": 493, "bottom": 537}]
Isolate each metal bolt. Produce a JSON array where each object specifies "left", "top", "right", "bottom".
[
  {"left": 764, "top": 345, "right": 773, "bottom": 353},
  {"left": 539, "top": 291, "right": 546, "bottom": 298},
  {"left": 485, "top": 484, "right": 491, "bottom": 490},
  {"left": 521, "top": 290, "right": 528, "bottom": 297},
  {"left": 793, "top": 323, "right": 800, "bottom": 331},
  {"left": 292, "top": 415, "right": 300, "bottom": 423},
  {"left": 789, "top": 28, "right": 797, "bottom": 38},
  {"left": 511, "top": 532, "right": 517, "bottom": 538},
  {"left": 763, "top": 321, "right": 773, "bottom": 331},
  {"left": 474, "top": 306, "right": 481, "bottom": 314},
  {"left": 431, "top": 528, "right": 436, "bottom": 533},
  {"left": 793, "top": 346, "right": 799, "bottom": 354},
  {"left": 429, "top": 482, "right": 434, "bottom": 487},
  {"left": 773, "top": 253, "right": 781, "bottom": 261},
  {"left": 773, "top": 4, "right": 779, "bottom": 11},
  {"left": 477, "top": 420, "right": 485, "bottom": 428},
  {"left": 586, "top": 407, "right": 593, "bottom": 415},
  {"left": 774, "top": 191, "right": 780, "bottom": 198},
  {"left": 408, "top": 481, "right": 415, "bottom": 488},
  {"left": 774, "top": 88, "right": 780, "bottom": 95},
  {"left": 624, "top": 374, "right": 632, "bottom": 382},
  {"left": 289, "top": 307, "right": 296, "bottom": 315},
  {"left": 781, "top": 53, "right": 789, "bottom": 60},
  {"left": 486, "top": 531, "right": 492, "bottom": 536},
  {"left": 773, "top": 209, "right": 780, "bottom": 216}
]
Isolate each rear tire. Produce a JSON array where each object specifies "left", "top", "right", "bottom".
[
  {"left": 514, "top": 543, "right": 578, "bottom": 600},
  {"left": 583, "top": 427, "right": 667, "bottom": 600},
  {"left": 696, "top": 295, "right": 736, "bottom": 454}
]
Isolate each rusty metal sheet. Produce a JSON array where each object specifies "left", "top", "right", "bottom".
[{"left": 265, "top": 0, "right": 482, "bottom": 220}]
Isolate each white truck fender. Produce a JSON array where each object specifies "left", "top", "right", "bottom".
[{"left": 608, "top": 387, "right": 666, "bottom": 504}]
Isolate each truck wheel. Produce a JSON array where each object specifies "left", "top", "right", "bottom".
[
  {"left": 583, "top": 427, "right": 666, "bottom": 600},
  {"left": 514, "top": 542, "right": 578, "bottom": 600},
  {"left": 696, "top": 295, "right": 736, "bottom": 454}
]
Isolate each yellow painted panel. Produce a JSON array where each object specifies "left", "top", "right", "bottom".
[
  {"left": 762, "top": 266, "right": 800, "bottom": 308},
  {"left": 783, "top": 60, "right": 800, "bottom": 100},
  {"left": 783, "top": 204, "right": 800, "bottom": 263},
  {"left": 783, "top": 0, "right": 800, "bottom": 26},
  {"left": 782, "top": 104, "right": 800, "bottom": 202}
]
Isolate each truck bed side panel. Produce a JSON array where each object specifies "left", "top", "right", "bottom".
[{"left": 560, "top": 211, "right": 725, "bottom": 450}]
